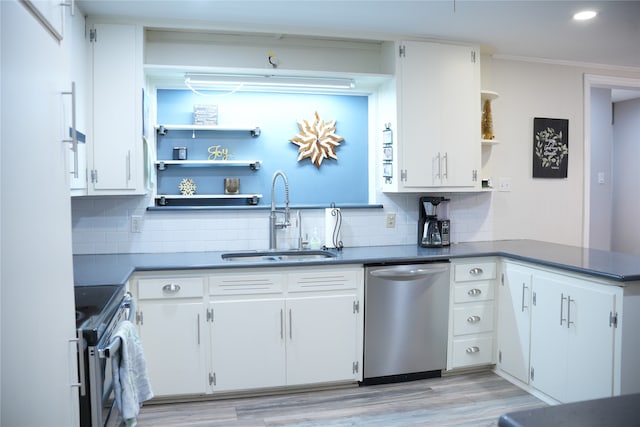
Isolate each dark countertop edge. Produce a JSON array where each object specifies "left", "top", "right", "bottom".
[
  {"left": 497, "top": 253, "right": 640, "bottom": 282},
  {"left": 73, "top": 240, "right": 640, "bottom": 286}
]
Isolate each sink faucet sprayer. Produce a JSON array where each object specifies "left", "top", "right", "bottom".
[{"left": 269, "top": 170, "right": 290, "bottom": 250}]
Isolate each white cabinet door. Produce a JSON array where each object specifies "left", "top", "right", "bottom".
[
  {"left": 391, "top": 41, "right": 480, "bottom": 191},
  {"left": 286, "top": 295, "right": 359, "bottom": 385},
  {"left": 210, "top": 299, "right": 286, "bottom": 392},
  {"left": 530, "top": 274, "right": 567, "bottom": 400},
  {"left": 497, "top": 263, "right": 532, "bottom": 384},
  {"left": 88, "top": 22, "right": 143, "bottom": 194},
  {"left": 564, "top": 280, "right": 616, "bottom": 402},
  {"left": 137, "top": 301, "right": 208, "bottom": 397},
  {"left": 530, "top": 273, "right": 616, "bottom": 403}
]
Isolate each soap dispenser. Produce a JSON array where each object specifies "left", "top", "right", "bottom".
[{"left": 309, "top": 228, "right": 322, "bottom": 250}]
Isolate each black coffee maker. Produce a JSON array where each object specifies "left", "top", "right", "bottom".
[{"left": 418, "top": 196, "right": 450, "bottom": 247}]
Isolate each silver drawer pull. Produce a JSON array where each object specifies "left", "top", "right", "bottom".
[
  {"left": 467, "top": 315, "right": 481, "bottom": 323},
  {"left": 162, "top": 283, "right": 181, "bottom": 293},
  {"left": 468, "top": 288, "right": 482, "bottom": 297},
  {"left": 465, "top": 346, "right": 480, "bottom": 354},
  {"left": 469, "top": 267, "right": 484, "bottom": 276}
]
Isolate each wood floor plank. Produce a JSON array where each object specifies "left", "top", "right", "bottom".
[{"left": 136, "top": 372, "right": 545, "bottom": 426}]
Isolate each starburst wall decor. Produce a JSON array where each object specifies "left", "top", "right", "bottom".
[{"left": 289, "top": 111, "right": 344, "bottom": 168}]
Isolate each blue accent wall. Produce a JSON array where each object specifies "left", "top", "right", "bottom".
[{"left": 156, "top": 89, "right": 369, "bottom": 206}]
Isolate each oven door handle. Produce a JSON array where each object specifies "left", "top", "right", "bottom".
[
  {"left": 124, "top": 292, "right": 135, "bottom": 322},
  {"left": 99, "top": 336, "right": 121, "bottom": 359},
  {"left": 98, "top": 293, "right": 135, "bottom": 359}
]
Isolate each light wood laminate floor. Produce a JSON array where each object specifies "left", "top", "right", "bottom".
[{"left": 137, "top": 372, "right": 545, "bottom": 426}]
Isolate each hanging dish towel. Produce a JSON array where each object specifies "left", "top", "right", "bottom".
[{"left": 111, "top": 320, "right": 153, "bottom": 427}]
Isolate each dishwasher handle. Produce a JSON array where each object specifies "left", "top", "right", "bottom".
[{"left": 368, "top": 266, "right": 448, "bottom": 281}]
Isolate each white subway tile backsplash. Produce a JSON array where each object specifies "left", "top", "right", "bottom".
[{"left": 71, "top": 191, "right": 494, "bottom": 254}]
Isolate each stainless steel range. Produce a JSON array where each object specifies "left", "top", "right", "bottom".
[{"left": 75, "top": 285, "right": 133, "bottom": 427}]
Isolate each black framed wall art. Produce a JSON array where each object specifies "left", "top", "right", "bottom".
[{"left": 533, "top": 117, "right": 569, "bottom": 178}]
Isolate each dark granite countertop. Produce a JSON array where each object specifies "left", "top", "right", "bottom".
[
  {"left": 73, "top": 239, "right": 640, "bottom": 286},
  {"left": 498, "top": 393, "right": 640, "bottom": 427}
]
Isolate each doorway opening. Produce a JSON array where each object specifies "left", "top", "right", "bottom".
[{"left": 584, "top": 74, "right": 640, "bottom": 251}]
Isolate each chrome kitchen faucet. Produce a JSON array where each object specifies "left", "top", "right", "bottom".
[{"left": 269, "top": 170, "right": 291, "bottom": 250}]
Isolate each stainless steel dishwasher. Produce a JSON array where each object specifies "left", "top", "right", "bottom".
[{"left": 363, "top": 262, "right": 450, "bottom": 384}]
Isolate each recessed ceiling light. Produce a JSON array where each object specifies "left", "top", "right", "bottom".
[{"left": 573, "top": 10, "right": 597, "bottom": 20}]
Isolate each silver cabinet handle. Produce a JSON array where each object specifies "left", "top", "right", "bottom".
[
  {"left": 162, "top": 283, "right": 181, "bottom": 293},
  {"left": 435, "top": 152, "right": 441, "bottom": 180},
  {"left": 442, "top": 152, "right": 448, "bottom": 179},
  {"left": 466, "top": 346, "right": 480, "bottom": 354},
  {"left": 469, "top": 267, "right": 484, "bottom": 276},
  {"left": 280, "top": 309, "right": 284, "bottom": 339},
  {"left": 289, "top": 309, "right": 293, "bottom": 340},
  {"left": 560, "top": 293, "right": 567, "bottom": 326},
  {"left": 62, "top": 82, "right": 78, "bottom": 178},
  {"left": 468, "top": 288, "right": 482, "bottom": 297},
  {"left": 126, "top": 150, "right": 132, "bottom": 182},
  {"left": 197, "top": 313, "right": 200, "bottom": 345},
  {"left": 467, "top": 315, "right": 481, "bottom": 323},
  {"left": 521, "top": 282, "right": 529, "bottom": 312},
  {"left": 567, "top": 296, "right": 574, "bottom": 328}
]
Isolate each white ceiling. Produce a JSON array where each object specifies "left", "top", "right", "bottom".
[{"left": 77, "top": 0, "right": 640, "bottom": 99}]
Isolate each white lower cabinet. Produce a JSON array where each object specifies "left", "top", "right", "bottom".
[
  {"left": 447, "top": 259, "right": 498, "bottom": 370},
  {"left": 285, "top": 294, "right": 359, "bottom": 385},
  {"left": 530, "top": 271, "right": 617, "bottom": 403},
  {"left": 132, "top": 265, "right": 363, "bottom": 398},
  {"left": 496, "top": 260, "right": 631, "bottom": 404},
  {"left": 209, "top": 266, "right": 363, "bottom": 392},
  {"left": 135, "top": 275, "right": 208, "bottom": 397},
  {"left": 496, "top": 261, "right": 532, "bottom": 384},
  {"left": 209, "top": 298, "right": 286, "bottom": 391}
]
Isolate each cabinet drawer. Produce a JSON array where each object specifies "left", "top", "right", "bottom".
[
  {"left": 454, "top": 262, "right": 496, "bottom": 282},
  {"left": 209, "top": 272, "right": 284, "bottom": 295},
  {"left": 452, "top": 303, "right": 494, "bottom": 336},
  {"left": 288, "top": 269, "right": 359, "bottom": 293},
  {"left": 138, "top": 277, "right": 204, "bottom": 300},
  {"left": 451, "top": 336, "right": 494, "bottom": 368},
  {"left": 453, "top": 282, "right": 494, "bottom": 303}
]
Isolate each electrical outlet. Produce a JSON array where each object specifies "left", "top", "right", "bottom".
[
  {"left": 498, "top": 177, "right": 512, "bottom": 192},
  {"left": 131, "top": 215, "right": 143, "bottom": 233},
  {"left": 386, "top": 212, "right": 396, "bottom": 228}
]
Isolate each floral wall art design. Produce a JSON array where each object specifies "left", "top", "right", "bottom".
[
  {"left": 533, "top": 117, "right": 569, "bottom": 178},
  {"left": 290, "top": 111, "right": 344, "bottom": 168}
]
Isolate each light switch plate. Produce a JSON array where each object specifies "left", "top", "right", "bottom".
[
  {"left": 386, "top": 212, "right": 396, "bottom": 228},
  {"left": 131, "top": 215, "right": 143, "bottom": 233},
  {"left": 498, "top": 177, "right": 512, "bottom": 192}
]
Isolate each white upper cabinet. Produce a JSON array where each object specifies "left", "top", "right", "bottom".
[
  {"left": 381, "top": 40, "right": 481, "bottom": 192},
  {"left": 87, "top": 22, "right": 145, "bottom": 195}
]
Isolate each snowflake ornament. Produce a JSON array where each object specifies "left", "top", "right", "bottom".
[
  {"left": 290, "top": 111, "right": 344, "bottom": 168},
  {"left": 178, "top": 178, "right": 197, "bottom": 196}
]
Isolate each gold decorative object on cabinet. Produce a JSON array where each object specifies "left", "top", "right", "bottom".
[{"left": 481, "top": 99, "right": 494, "bottom": 140}]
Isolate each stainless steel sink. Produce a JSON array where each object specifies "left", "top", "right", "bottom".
[{"left": 221, "top": 249, "right": 336, "bottom": 262}]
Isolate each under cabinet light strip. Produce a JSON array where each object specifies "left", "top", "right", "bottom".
[{"left": 185, "top": 73, "right": 355, "bottom": 90}]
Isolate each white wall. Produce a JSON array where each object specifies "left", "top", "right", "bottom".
[
  {"left": 589, "top": 88, "right": 614, "bottom": 250},
  {"left": 612, "top": 98, "right": 640, "bottom": 254},
  {"left": 489, "top": 59, "right": 586, "bottom": 246}
]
